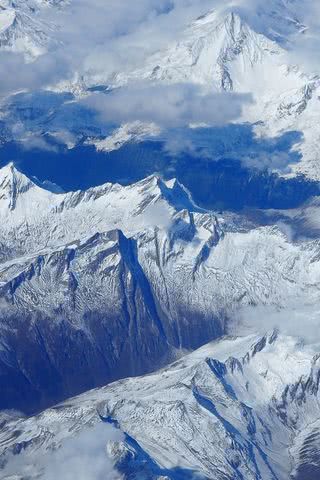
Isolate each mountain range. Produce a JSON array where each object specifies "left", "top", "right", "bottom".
[
  {"left": 0, "top": 1, "right": 320, "bottom": 479},
  {"left": 0, "top": 162, "right": 320, "bottom": 414}
]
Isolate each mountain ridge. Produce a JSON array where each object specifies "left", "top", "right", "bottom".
[
  {"left": 1, "top": 331, "right": 319, "bottom": 479},
  {"left": 0, "top": 163, "right": 320, "bottom": 413}
]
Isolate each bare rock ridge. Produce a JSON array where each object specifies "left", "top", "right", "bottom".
[{"left": 1, "top": 163, "right": 320, "bottom": 413}]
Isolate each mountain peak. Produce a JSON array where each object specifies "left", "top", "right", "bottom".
[
  {"left": 194, "top": 8, "right": 242, "bottom": 27},
  {"left": 189, "top": 7, "right": 248, "bottom": 45},
  {"left": 0, "top": 161, "right": 30, "bottom": 182},
  {"left": 129, "top": 3, "right": 280, "bottom": 92},
  {"left": 194, "top": 8, "right": 218, "bottom": 25},
  {"left": 0, "top": 162, "right": 35, "bottom": 210}
]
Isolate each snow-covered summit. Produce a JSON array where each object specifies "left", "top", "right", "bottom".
[
  {"left": 1, "top": 1, "right": 320, "bottom": 178},
  {"left": 0, "top": 162, "right": 34, "bottom": 209},
  {"left": 123, "top": 9, "right": 282, "bottom": 92},
  {"left": 0, "top": 163, "right": 188, "bottom": 260}
]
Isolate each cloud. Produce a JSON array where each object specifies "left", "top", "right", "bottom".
[
  {"left": 0, "top": 0, "right": 219, "bottom": 95},
  {"left": 1, "top": 0, "right": 318, "bottom": 159},
  {"left": 2, "top": 0, "right": 320, "bottom": 96},
  {"left": 0, "top": 1, "right": 253, "bottom": 148},
  {"left": 295, "top": 202, "right": 320, "bottom": 234},
  {"left": 20, "top": 136, "right": 58, "bottom": 152},
  {"left": 229, "top": 304, "right": 320, "bottom": 346},
  {"left": 161, "top": 124, "right": 302, "bottom": 174},
  {"left": 0, "top": 51, "right": 70, "bottom": 97},
  {"left": 239, "top": 150, "right": 300, "bottom": 173},
  {"left": 84, "top": 83, "right": 252, "bottom": 129},
  {"left": 2, "top": 422, "right": 124, "bottom": 479},
  {"left": 142, "top": 202, "right": 174, "bottom": 230}
]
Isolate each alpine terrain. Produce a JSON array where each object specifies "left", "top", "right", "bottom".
[{"left": 0, "top": 0, "right": 320, "bottom": 479}]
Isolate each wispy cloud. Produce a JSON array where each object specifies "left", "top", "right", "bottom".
[
  {"left": 84, "top": 83, "right": 252, "bottom": 129},
  {"left": 2, "top": 422, "right": 124, "bottom": 479},
  {"left": 229, "top": 304, "right": 320, "bottom": 346}
]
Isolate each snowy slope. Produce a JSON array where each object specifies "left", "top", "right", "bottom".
[
  {"left": 1, "top": 332, "right": 319, "bottom": 479},
  {"left": 116, "top": 10, "right": 285, "bottom": 91},
  {"left": 1, "top": 163, "right": 320, "bottom": 413},
  {"left": 0, "top": 3, "right": 319, "bottom": 477},
  {"left": 0, "top": 0, "right": 57, "bottom": 57}
]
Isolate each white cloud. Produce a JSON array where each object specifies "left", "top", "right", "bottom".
[
  {"left": 2, "top": 422, "right": 124, "bottom": 480},
  {"left": 1, "top": 0, "right": 219, "bottom": 94},
  {"left": 2, "top": 0, "right": 320, "bottom": 95},
  {"left": 0, "top": 51, "right": 70, "bottom": 97},
  {"left": 229, "top": 304, "right": 320, "bottom": 346},
  {"left": 84, "top": 83, "right": 252, "bottom": 129},
  {"left": 142, "top": 201, "right": 173, "bottom": 230},
  {"left": 1, "top": 0, "right": 318, "bottom": 159}
]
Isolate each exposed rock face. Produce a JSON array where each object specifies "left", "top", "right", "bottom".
[
  {"left": 1, "top": 164, "right": 320, "bottom": 413},
  {"left": 1, "top": 333, "right": 320, "bottom": 480}
]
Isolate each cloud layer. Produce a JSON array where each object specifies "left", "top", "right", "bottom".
[
  {"left": 0, "top": 0, "right": 318, "bottom": 175},
  {"left": 2, "top": 0, "right": 319, "bottom": 95}
]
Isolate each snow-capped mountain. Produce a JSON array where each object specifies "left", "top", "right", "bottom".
[
  {"left": 0, "top": 3, "right": 320, "bottom": 476},
  {"left": 1, "top": 163, "right": 320, "bottom": 414},
  {"left": 1, "top": 331, "right": 319, "bottom": 479},
  {"left": 117, "top": 10, "right": 284, "bottom": 91},
  {"left": 112, "top": 5, "right": 320, "bottom": 179},
  {"left": 1, "top": 0, "right": 319, "bottom": 180}
]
